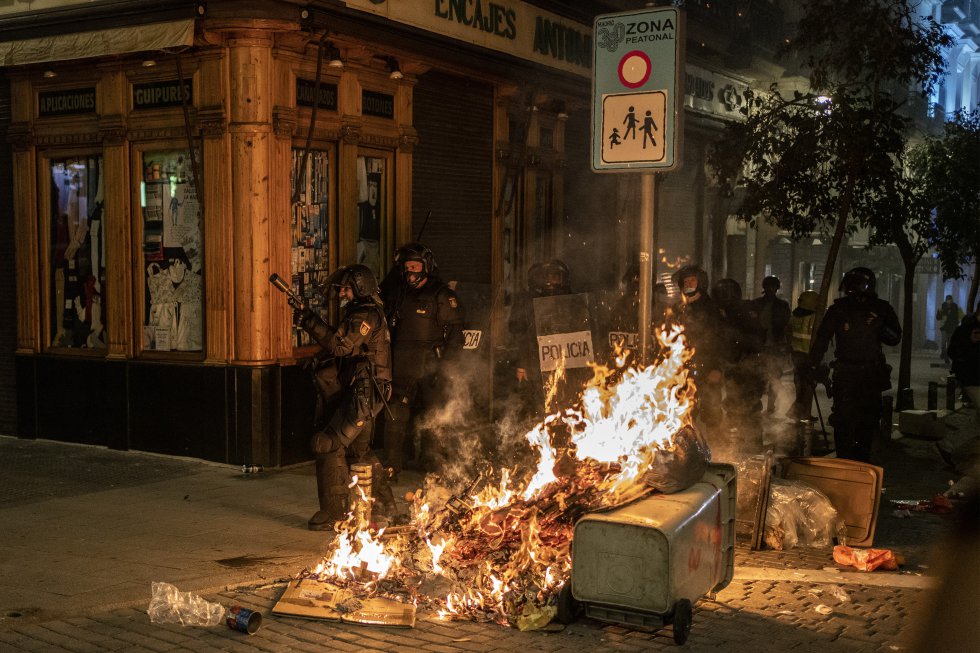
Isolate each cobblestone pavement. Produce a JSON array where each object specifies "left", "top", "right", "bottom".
[
  {"left": 0, "top": 570, "right": 939, "bottom": 653},
  {"left": 0, "top": 350, "right": 975, "bottom": 651}
]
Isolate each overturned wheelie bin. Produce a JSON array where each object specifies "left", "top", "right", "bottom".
[{"left": 568, "top": 463, "right": 736, "bottom": 645}]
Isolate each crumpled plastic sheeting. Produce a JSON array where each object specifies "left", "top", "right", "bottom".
[
  {"left": 644, "top": 425, "right": 710, "bottom": 494},
  {"left": 764, "top": 477, "right": 844, "bottom": 550},
  {"left": 147, "top": 581, "right": 224, "bottom": 627},
  {"left": 515, "top": 602, "right": 557, "bottom": 631},
  {"left": 833, "top": 544, "right": 900, "bottom": 571}
]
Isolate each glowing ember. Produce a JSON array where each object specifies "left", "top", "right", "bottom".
[{"left": 298, "top": 325, "right": 700, "bottom": 629}]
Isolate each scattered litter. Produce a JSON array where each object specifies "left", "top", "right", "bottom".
[
  {"left": 833, "top": 545, "right": 902, "bottom": 572},
  {"left": 148, "top": 582, "right": 224, "bottom": 627},
  {"left": 893, "top": 509, "right": 912, "bottom": 518},
  {"left": 890, "top": 495, "right": 953, "bottom": 514},
  {"left": 777, "top": 610, "right": 794, "bottom": 615},
  {"left": 917, "top": 565, "right": 929, "bottom": 570},
  {"left": 764, "top": 478, "right": 844, "bottom": 550},
  {"left": 889, "top": 646, "right": 902, "bottom": 651},
  {"left": 828, "top": 586, "right": 850, "bottom": 603},
  {"left": 807, "top": 588, "right": 823, "bottom": 597},
  {"left": 814, "top": 604, "right": 833, "bottom": 615},
  {"left": 452, "top": 638, "right": 472, "bottom": 642}
]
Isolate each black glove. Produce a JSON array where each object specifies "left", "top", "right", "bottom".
[{"left": 294, "top": 307, "right": 316, "bottom": 330}]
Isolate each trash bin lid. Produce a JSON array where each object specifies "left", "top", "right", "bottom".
[{"left": 780, "top": 457, "right": 883, "bottom": 547}]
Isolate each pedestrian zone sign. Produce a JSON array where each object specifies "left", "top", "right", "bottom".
[{"left": 591, "top": 7, "right": 683, "bottom": 172}]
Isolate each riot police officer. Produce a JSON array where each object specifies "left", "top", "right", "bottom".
[
  {"left": 295, "top": 264, "right": 394, "bottom": 531},
  {"left": 381, "top": 242, "right": 464, "bottom": 475},
  {"left": 609, "top": 263, "right": 670, "bottom": 347},
  {"left": 509, "top": 259, "right": 572, "bottom": 385},
  {"left": 671, "top": 265, "right": 725, "bottom": 434},
  {"left": 751, "top": 275, "right": 792, "bottom": 414},
  {"left": 712, "top": 278, "right": 766, "bottom": 443},
  {"left": 810, "top": 267, "right": 901, "bottom": 463}
]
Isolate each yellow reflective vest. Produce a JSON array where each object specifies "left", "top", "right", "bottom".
[{"left": 790, "top": 311, "right": 815, "bottom": 354}]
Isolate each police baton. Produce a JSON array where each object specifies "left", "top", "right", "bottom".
[
  {"left": 368, "top": 370, "right": 395, "bottom": 421},
  {"left": 808, "top": 379, "right": 830, "bottom": 450}
]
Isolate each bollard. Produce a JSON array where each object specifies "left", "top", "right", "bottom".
[
  {"left": 927, "top": 382, "right": 938, "bottom": 411},
  {"left": 897, "top": 387, "right": 914, "bottom": 411},
  {"left": 946, "top": 375, "right": 957, "bottom": 411},
  {"left": 880, "top": 395, "right": 894, "bottom": 441}
]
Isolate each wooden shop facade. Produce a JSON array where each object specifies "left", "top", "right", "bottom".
[{"left": 0, "top": 0, "right": 610, "bottom": 465}]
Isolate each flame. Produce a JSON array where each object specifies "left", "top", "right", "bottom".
[{"left": 301, "top": 324, "right": 699, "bottom": 627}]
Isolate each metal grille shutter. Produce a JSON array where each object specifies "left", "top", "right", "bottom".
[{"left": 411, "top": 71, "right": 493, "bottom": 284}]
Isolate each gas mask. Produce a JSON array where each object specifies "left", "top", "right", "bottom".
[{"left": 403, "top": 262, "right": 426, "bottom": 288}]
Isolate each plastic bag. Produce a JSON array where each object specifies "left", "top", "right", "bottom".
[
  {"left": 147, "top": 581, "right": 224, "bottom": 627},
  {"left": 643, "top": 425, "right": 710, "bottom": 494},
  {"left": 764, "top": 478, "right": 844, "bottom": 550},
  {"left": 833, "top": 544, "right": 900, "bottom": 571}
]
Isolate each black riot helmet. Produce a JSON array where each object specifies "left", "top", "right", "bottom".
[
  {"left": 672, "top": 265, "right": 709, "bottom": 298},
  {"left": 539, "top": 259, "right": 571, "bottom": 296},
  {"left": 839, "top": 267, "right": 876, "bottom": 297},
  {"left": 712, "top": 278, "right": 743, "bottom": 305},
  {"left": 326, "top": 264, "right": 379, "bottom": 300},
  {"left": 395, "top": 241, "right": 436, "bottom": 288}
]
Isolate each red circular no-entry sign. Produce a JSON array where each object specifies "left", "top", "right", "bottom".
[{"left": 618, "top": 50, "right": 651, "bottom": 89}]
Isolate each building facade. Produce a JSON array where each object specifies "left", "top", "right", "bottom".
[{"left": 0, "top": 0, "right": 794, "bottom": 464}]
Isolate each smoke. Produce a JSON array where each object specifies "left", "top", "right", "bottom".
[
  {"left": 700, "top": 353, "right": 820, "bottom": 463},
  {"left": 412, "top": 351, "right": 536, "bottom": 490}
]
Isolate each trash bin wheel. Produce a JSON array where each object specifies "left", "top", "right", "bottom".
[
  {"left": 555, "top": 584, "right": 580, "bottom": 625},
  {"left": 672, "top": 598, "right": 692, "bottom": 645}
]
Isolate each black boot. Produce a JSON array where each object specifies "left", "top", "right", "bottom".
[{"left": 309, "top": 454, "right": 348, "bottom": 531}]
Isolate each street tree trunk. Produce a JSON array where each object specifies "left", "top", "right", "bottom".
[
  {"left": 897, "top": 252, "right": 918, "bottom": 395},
  {"left": 968, "top": 255, "right": 979, "bottom": 312},
  {"left": 810, "top": 173, "right": 856, "bottom": 344}
]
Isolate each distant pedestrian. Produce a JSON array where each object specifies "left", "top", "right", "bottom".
[
  {"left": 948, "top": 302, "right": 980, "bottom": 427},
  {"left": 936, "top": 295, "right": 963, "bottom": 363}
]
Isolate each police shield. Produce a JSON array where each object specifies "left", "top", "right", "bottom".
[{"left": 533, "top": 293, "right": 596, "bottom": 410}]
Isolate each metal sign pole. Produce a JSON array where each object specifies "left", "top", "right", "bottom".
[{"left": 638, "top": 172, "right": 655, "bottom": 366}]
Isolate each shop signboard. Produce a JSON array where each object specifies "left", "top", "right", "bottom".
[
  {"left": 133, "top": 80, "right": 192, "bottom": 110},
  {"left": 296, "top": 79, "right": 338, "bottom": 110},
  {"left": 591, "top": 7, "right": 683, "bottom": 172},
  {"left": 38, "top": 87, "right": 96, "bottom": 117}
]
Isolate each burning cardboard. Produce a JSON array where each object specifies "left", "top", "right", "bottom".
[{"left": 278, "top": 325, "right": 705, "bottom": 629}]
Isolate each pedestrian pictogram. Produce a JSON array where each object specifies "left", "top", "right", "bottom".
[
  {"left": 591, "top": 7, "right": 683, "bottom": 172},
  {"left": 602, "top": 92, "right": 667, "bottom": 164}
]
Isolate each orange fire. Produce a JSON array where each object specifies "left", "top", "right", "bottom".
[{"left": 303, "top": 324, "right": 698, "bottom": 628}]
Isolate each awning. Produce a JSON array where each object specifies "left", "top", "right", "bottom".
[{"left": 0, "top": 18, "right": 194, "bottom": 67}]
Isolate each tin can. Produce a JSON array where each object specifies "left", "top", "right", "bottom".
[{"left": 225, "top": 606, "right": 262, "bottom": 635}]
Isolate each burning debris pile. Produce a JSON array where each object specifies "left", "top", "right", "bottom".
[{"left": 296, "top": 326, "right": 708, "bottom": 629}]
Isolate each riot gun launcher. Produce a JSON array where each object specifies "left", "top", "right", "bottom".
[{"left": 269, "top": 273, "right": 306, "bottom": 311}]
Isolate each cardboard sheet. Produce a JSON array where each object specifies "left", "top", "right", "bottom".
[{"left": 272, "top": 577, "right": 416, "bottom": 627}]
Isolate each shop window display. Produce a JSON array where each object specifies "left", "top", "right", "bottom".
[
  {"left": 290, "top": 148, "right": 331, "bottom": 347},
  {"left": 49, "top": 156, "right": 106, "bottom": 349},
  {"left": 140, "top": 151, "right": 202, "bottom": 352}
]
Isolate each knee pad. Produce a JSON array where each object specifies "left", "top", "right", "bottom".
[{"left": 310, "top": 429, "right": 341, "bottom": 455}]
